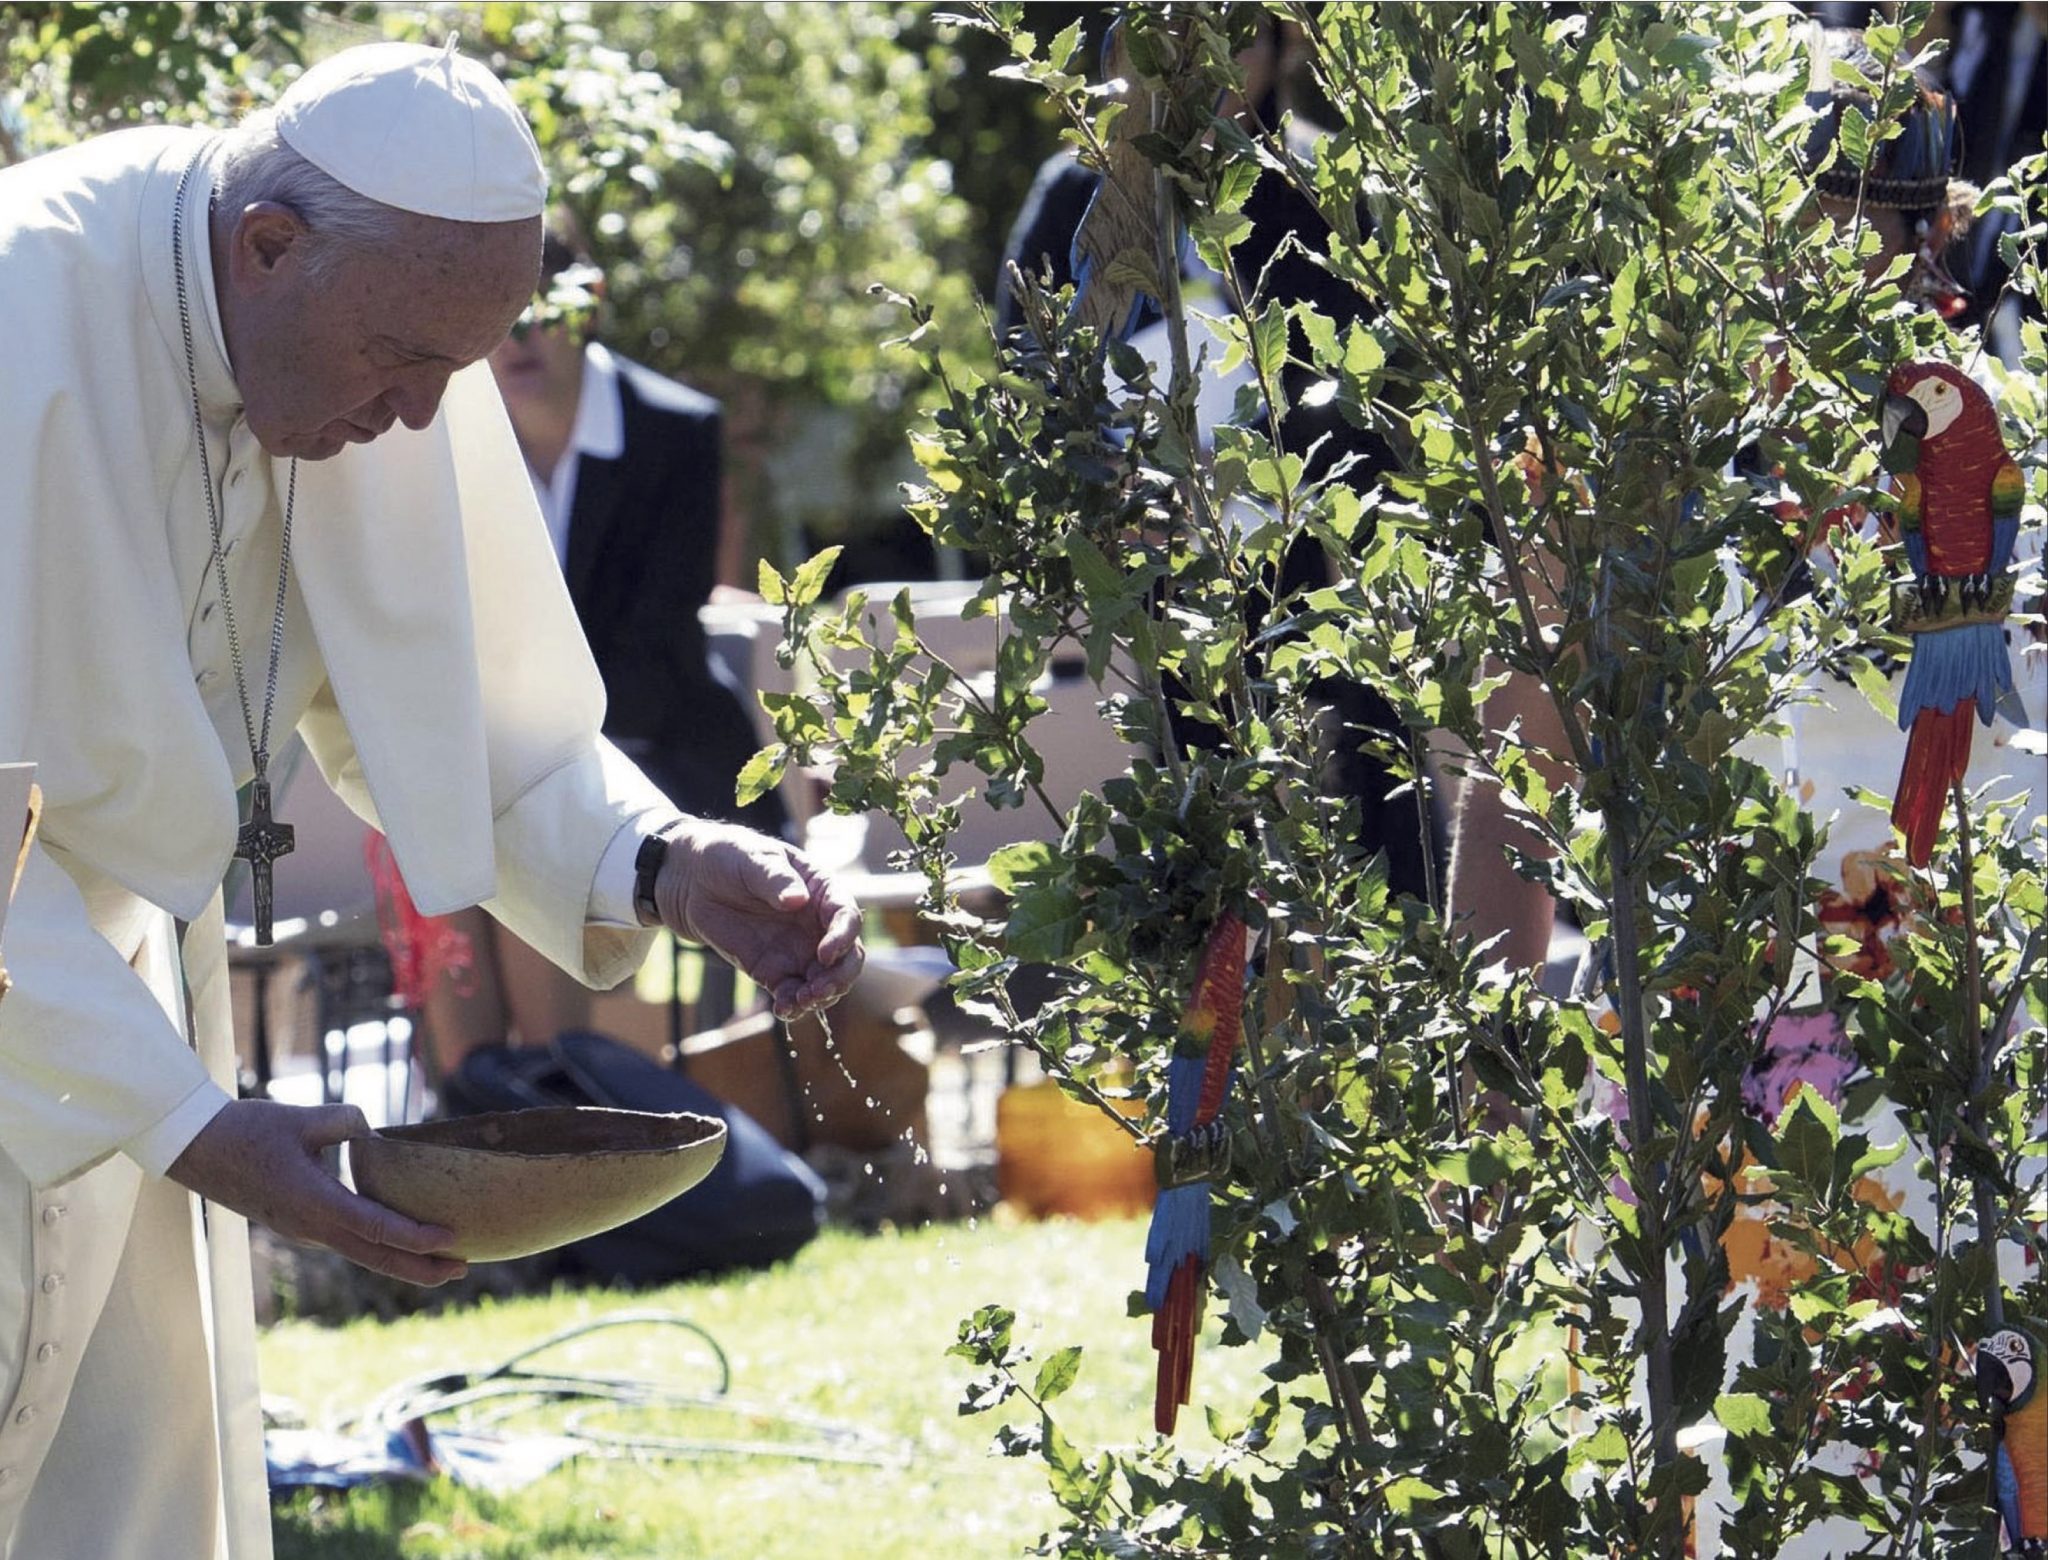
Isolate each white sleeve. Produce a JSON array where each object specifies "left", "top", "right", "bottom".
[
  {"left": 478, "top": 739, "right": 671, "bottom": 987},
  {"left": 0, "top": 845, "right": 225, "bottom": 1186},
  {"left": 302, "top": 676, "right": 673, "bottom": 989},
  {"left": 587, "top": 808, "right": 685, "bottom": 928}
]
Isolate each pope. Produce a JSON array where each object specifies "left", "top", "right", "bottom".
[{"left": 0, "top": 40, "right": 862, "bottom": 1559}]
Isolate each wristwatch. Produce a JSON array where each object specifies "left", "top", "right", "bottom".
[{"left": 632, "top": 817, "right": 688, "bottom": 928}]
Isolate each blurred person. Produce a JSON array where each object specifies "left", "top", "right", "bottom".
[
  {"left": 999, "top": 15, "right": 1443, "bottom": 903},
  {"left": 388, "top": 221, "right": 793, "bottom": 1076},
  {"left": 491, "top": 218, "right": 786, "bottom": 841},
  {"left": 1944, "top": 1, "right": 2048, "bottom": 360}
]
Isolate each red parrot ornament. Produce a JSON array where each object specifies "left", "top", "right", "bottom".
[
  {"left": 1142, "top": 911, "right": 1247, "bottom": 1435},
  {"left": 1975, "top": 1327, "right": 2048, "bottom": 1554},
  {"left": 1879, "top": 362, "right": 2023, "bottom": 866}
]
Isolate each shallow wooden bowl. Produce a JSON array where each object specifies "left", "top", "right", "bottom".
[{"left": 348, "top": 1107, "right": 727, "bottom": 1262}]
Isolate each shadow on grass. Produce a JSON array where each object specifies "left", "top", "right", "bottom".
[
  {"left": 275, "top": 1481, "right": 636, "bottom": 1560},
  {"left": 272, "top": 1486, "right": 429, "bottom": 1560}
]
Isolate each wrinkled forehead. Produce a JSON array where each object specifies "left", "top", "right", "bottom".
[{"left": 346, "top": 215, "right": 542, "bottom": 356}]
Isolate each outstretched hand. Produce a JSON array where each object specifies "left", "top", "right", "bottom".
[
  {"left": 655, "top": 822, "right": 864, "bottom": 1018},
  {"left": 168, "top": 1099, "right": 466, "bottom": 1286}
]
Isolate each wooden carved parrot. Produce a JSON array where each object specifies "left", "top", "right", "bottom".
[
  {"left": 1142, "top": 911, "right": 1247, "bottom": 1435},
  {"left": 1974, "top": 1327, "right": 2048, "bottom": 1554},
  {"left": 1067, "top": 19, "right": 1165, "bottom": 346},
  {"left": 1879, "top": 362, "right": 2023, "bottom": 866},
  {"left": 1064, "top": 13, "right": 1208, "bottom": 347}
]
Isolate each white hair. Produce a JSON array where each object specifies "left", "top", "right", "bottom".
[{"left": 215, "top": 109, "right": 417, "bottom": 280}]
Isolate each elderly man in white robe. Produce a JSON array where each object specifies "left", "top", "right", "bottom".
[{"left": 0, "top": 40, "right": 864, "bottom": 1560}]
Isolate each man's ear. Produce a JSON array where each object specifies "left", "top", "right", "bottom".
[{"left": 227, "top": 202, "right": 310, "bottom": 291}]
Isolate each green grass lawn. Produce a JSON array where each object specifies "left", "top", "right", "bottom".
[{"left": 264, "top": 1215, "right": 1269, "bottom": 1560}]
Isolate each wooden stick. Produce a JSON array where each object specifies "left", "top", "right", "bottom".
[{"left": 1952, "top": 780, "right": 2004, "bottom": 1331}]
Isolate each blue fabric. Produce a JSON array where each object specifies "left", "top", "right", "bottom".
[
  {"left": 1897, "top": 622, "right": 2011, "bottom": 729},
  {"left": 267, "top": 1426, "right": 580, "bottom": 1494}
]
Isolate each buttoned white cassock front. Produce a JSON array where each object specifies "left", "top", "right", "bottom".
[{"left": 0, "top": 127, "right": 667, "bottom": 1556}]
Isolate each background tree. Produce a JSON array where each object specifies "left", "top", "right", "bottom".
[{"left": 1, "top": 0, "right": 1058, "bottom": 577}]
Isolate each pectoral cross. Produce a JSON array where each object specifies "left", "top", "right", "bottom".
[{"left": 236, "top": 776, "right": 294, "bottom": 946}]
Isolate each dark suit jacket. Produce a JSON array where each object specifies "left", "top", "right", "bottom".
[{"left": 563, "top": 354, "right": 786, "bottom": 834}]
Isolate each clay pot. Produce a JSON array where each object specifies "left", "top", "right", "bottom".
[{"left": 348, "top": 1107, "right": 726, "bottom": 1262}]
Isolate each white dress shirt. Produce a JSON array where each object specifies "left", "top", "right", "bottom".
[
  {"left": 528, "top": 341, "right": 626, "bottom": 569},
  {"left": 522, "top": 340, "right": 673, "bottom": 923}
]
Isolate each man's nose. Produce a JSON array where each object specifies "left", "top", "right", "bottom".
[{"left": 388, "top": 369, "right": 453, "bottom": 431}]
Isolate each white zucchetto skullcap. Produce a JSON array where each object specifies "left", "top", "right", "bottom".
[{"left": 274, "top": 40, "right": 547, "bottom": 223}]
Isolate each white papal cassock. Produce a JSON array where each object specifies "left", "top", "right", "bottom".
[{"left": 0, "top": 126, "right": 667, "bottom": 1557}]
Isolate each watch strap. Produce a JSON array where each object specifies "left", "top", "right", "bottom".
[{"left": 632, "top": 817, "right": 687, "bottom": 927}]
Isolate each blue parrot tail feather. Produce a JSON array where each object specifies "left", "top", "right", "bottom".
[
  {"left": 1996, "top": 1442, "right": 2023, "bottom": 1550},
  {"left": 1144, "top": 1184, "right": 1210, "bottom": 1311},
  {"left": 1897, "top": 622, "right": 2013, "bottom": 730},
  {"left": 1993, "top": 517, "right": 2018, "bottom": 576}
]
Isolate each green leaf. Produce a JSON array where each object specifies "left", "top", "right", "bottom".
[
  {"left": 1250, "top": 299, "right": 1289, "bottom": 386},
  {"left": 1061, "top": 531, "right": 1125, "bottom": 605},
  {"left": 1046, "top": 17, "right": 1083, "bottom": 72},
  {"left": 1789, "top": 1288, "right": 1839, "bottom": 1325},
  {"left": 1041, "top": 1414, "right": 1091, "bottom": 1506},
  {"left": 1776, "top": 1083, "right": 1840, "bottom": 1191},
  {"left": 733, "top": 744, "right": 787, "bottom": 809},
  {"left": 757, "top": 558, "right": 789, "bottom": 605},
  {"left": 1427, "top": 1137, "right": 1532, "bottom": 1188},
  {"left": 1343, "top": 321, "right": 1387, "bottom": 378},
  {"left": 1293, "top": 301, "right": 1341, "bottom": 367},
  {"left": 1574, "top": 1421, "right": 1631, "bottom": 1471},
  {"left": 1382, "top": 1476, "right": 1447, "bottom": 1514},
  {"left": 1005, "top": 883, "right": 1086, "bottom": 961},
  {"left": 1033, "top": 1345, "right": 1083, "bottom": 1402},
  {"left": 1847, "top": 654, "right": 1898, "bottom": 723},
  {"left": 949, "top": 1304, "right": 1015, "bottom": 1361},
  {"left": 1836, "top": 103, "right": 1872, "bottom": 172},
  {"left": 1609, "top": 253, "right": 1641, "bottom": 331},
  {"left": 1213, "top": 1254, "right": 1267, "bottom": 1342},
  {"left": 1715, "top": 1391, "right": 1775, "bottom": 1439},
  {"left": 1248, "top": 452, "right": 1305, "bottom": 500},
  {"left": 789, "top": 545, "right": 843, "bottom": 609},
  {"left": 1503, "top": 93, "right": 1534, "bottom": 176},
  {"left": 991, "top": 1421, "right": 1042, "bottom": 1457},
  {"left": 985, "top": 841, "right": 1055, "bottom": 893},
  {"left": 1849, "top": 1135, "right": 1911, "bottom": 1179}
]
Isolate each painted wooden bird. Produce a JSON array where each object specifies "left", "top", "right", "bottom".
[
  {"left": 1067, "top": 20, "right": 1163, "bottom": 346},
  {"left": 1879, "top": 361, "right": 2022, "bottom": 866},
  {"left": 1143, "top": 910, "right": 1247, "bottom": 1435},
  {"left": 1066, "top": 13, "right": 1213, "bottom": 347},
  {"left": 1974, "top": 1327, "right": 2048, "bottom": 1553}
]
